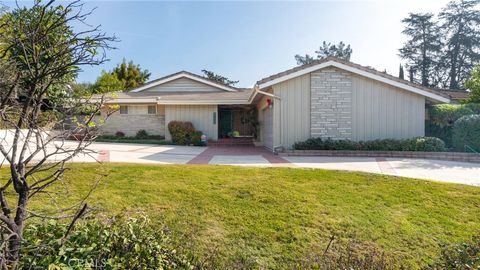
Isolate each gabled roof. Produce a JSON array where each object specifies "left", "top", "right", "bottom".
[
  {"left": 101, "top": 89, "right": 255, "bottom": 105},
  {"left": 130, "top": 70, "right": 238, "bottom": 93},
  {"left": 257, "top": 56, "right": 450, "bottom": 103}
]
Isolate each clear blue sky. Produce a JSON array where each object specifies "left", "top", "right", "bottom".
[{"left": 6, "top": 0, "right": 451, "bottom": 87}]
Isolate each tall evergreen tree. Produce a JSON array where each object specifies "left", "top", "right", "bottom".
[
  {"left": 112, "top": 59, "right": 151, "bottom": 91},
  {"left": 201, "top": 70, "right": 239, "bottom": 86},
  {"left": 295, "top": 41, "right": 352, "bottom": 65},
  {"left": 294, "top": 54, "right": 316, "bottom": 65},
  {"left": 399, "top": 64, "right": 405, "bottom": 79},
  {"left": 399, "top": 13, "right": 442, "bottom": 87},
  {"left": 439, "top": 0, "right": 480, "bottom": 89}
]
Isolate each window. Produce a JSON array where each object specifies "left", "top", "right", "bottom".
[
  {"left": 119, "top": 105, "right": 128, "bottom": 114},
  {"left": 148, "top": 105, "right": 156, "bottom": 115}
]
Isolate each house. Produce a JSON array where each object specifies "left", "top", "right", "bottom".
[{"left": 96, "top": 57, "right": 450, "bottom": 151}]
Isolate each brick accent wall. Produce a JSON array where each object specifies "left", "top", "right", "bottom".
[
  {"left": 310, "top": 68, "right": 352, "bottom": 140},
  {"left": 98, "top": 113, "right": 165, "bottom": 137}
]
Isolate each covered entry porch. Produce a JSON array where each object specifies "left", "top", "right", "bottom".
[{"left": 216, "top": 105, "right": 258, "bottom": 145}]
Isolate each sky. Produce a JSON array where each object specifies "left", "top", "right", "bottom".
[{"left": 4, "top": 0, "right": 452, "bottom": 87}]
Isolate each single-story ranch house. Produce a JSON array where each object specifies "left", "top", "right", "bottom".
[{"left": 96, "top": 57, "right": 451, "bottom": 151}]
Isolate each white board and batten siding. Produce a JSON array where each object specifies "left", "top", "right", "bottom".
[
  {"left": 165, "top": 105, "right": 218, "bottom": 141},
  {"left": 144, "top": 77, "right": 222, "bottom": 92},
  {"left": 271, "top": 74, "right": 311, "bottom": 149},
  {"left": 351, "top": 75, "right": 425, "bottom": 141},
  {"left": 262, "top": 107, "right": 274, "bottom": 150}
]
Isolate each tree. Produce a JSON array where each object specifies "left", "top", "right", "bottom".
[
  {"left": 201, "top": 70, "right": 239, "bottom": 86},
  {"left": 439, "top": 0, "right": 480, "bottom": 89},
  {"left": 295, "top": 41, "right": 353, "bottom": 65},
  {"left": 464, "top": 65, "right": 480, "bottom": 103},
  {"left": 399, "top": 13, "right": 442, "bottom": 86},
  {"left": 0, "top": 0, "right": 115, "bottom": 266},
  {"left": 399, "top": 64, "right": 405, "bottom": 80},
  {"left": 294, "top": 54, "right": 316, "bottom": 65},
  {"left": 92, "top": 71, "right": 125, "bottom": 93},
  {"left": 112, "top": 59, "right": 150, "bottom": 91}
]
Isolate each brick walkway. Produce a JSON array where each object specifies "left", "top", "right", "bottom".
[
  {"left": 187, "top": 146, "right": 290, "bottom": 165},
  {"left": 375, "top": 157, "right": 397, "bottom": 174}
]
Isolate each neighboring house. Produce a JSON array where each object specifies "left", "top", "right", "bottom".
[{"left": 96, "top": 57, "right": 450, "bottom": 151}]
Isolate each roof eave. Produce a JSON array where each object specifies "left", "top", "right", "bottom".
[
  {"left": 257, "top": 60, "right": 450, "bottom": 104},
  {"left": 130, "top": 72, "right": 238, "bottom": 93}
]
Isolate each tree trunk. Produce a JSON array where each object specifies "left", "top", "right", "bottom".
[{"left": 8, "top": 189, "right": 28, "bottom": 266}]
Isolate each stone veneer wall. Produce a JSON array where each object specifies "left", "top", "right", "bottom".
[
  {"left": 98, "top": 114, "right": 165, "bottom": 137},
  {"left": 310, "top": 68, "right": 353, "bottom": 140}
]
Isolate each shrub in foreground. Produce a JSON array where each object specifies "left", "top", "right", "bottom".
[
  {"left": 20, "top": 214, "right": 194, "bottom": 269},
  {"left": 428, "top": 236, "right": 480, "bottom": 270},
  {"left": 452, "top": 114, "right": 480, "bottom": 152},
  {"left": 293, "top": 137, "right": 446, "bottom": 152}
]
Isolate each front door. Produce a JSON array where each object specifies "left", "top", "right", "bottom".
[{"left": 218, "top": 109, "right": 233, "bottom": 138}]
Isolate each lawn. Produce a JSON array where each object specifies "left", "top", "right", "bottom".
[{"left": 25, "top": 164, "right": 480, "bottom": 269}]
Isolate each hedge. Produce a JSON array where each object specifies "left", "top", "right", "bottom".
[
  {"left": 452, "top": 114, "right": 480, "bottom": 152},
  {"left": 293, "top": 137, "right": 446, "bottom": 152}
]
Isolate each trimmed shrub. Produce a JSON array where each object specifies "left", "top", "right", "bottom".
[
  {"left": 411, "top": 137, "right": 446, "bottom": 152},
  {"left": 426, "top": 103, "right": 480, "bottom": 148},
  {"left": 293, "top": 137, "right": 446, "bottom": 152},
  {"left": 429, "top": 104, "right": 474, "bottom": 128},
  {"left": 115, "top": 131, "right": 125, "bottom": 137},
  {"left": 167, "top": 121, "right": 197, "bottom": 145},
  {"left": 20, "top": 214, "right": 195, "bottom": 269},
  {"left": 136, "top": 129, "right": 148, "bottom": 139},
  {"left": 452, "top": 114, "right": 480, "bottom": 152},
  {"left": 465, "top": 103, "right": 480, "bottom": 114}
]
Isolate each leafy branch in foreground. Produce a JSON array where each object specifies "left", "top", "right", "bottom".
[{"left": 0, "top": 0, "right": 116, "bottom": 267}]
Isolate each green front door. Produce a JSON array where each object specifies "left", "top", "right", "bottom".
[{"left": 219, "top": 109, "right": 233, "bottom": 138}]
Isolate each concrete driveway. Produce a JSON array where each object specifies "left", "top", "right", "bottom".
[
  {"left": 64, "top": 142, "right": 480, "bottom": 186},
  {"left": 1, "top": 135, "right": 479, "bottom": 186}
]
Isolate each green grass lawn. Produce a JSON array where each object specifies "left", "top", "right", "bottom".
[{"left": 25, "top": 164, "right": 480, "bottom": 269}]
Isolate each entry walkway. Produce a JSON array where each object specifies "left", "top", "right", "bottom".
[{"left": 188, "top": 146, "right": 288, "bottom": 165}]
